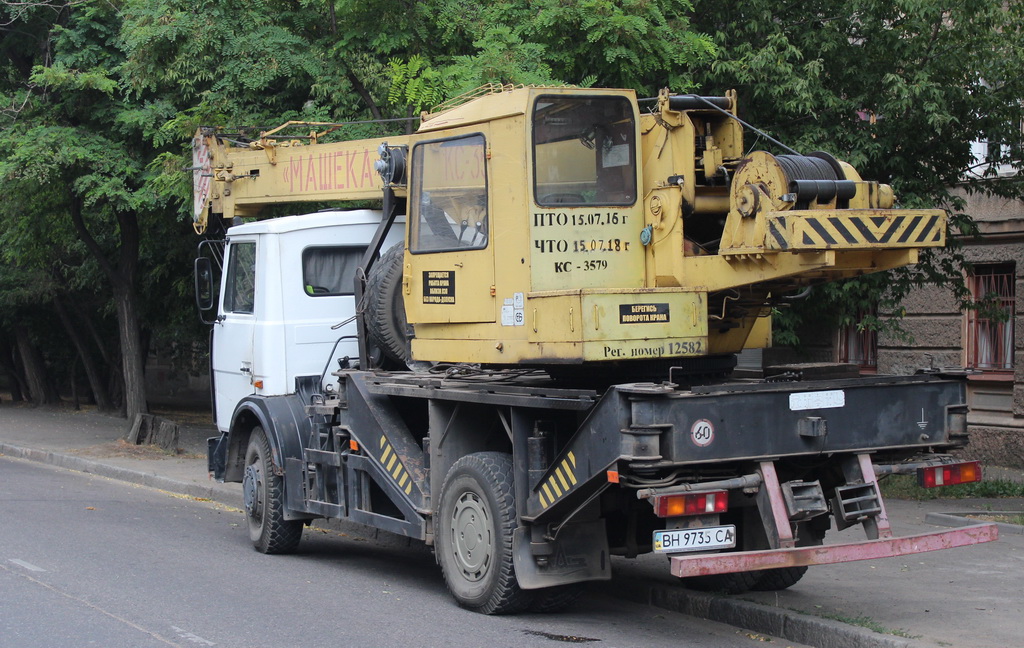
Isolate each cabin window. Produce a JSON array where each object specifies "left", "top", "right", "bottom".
[
  {"left": 410, "top": 134, "right": 488, "bottom": 253},
  {"left": 224, "top": 241, "right": 256, "bottom": 314},
  {"left": 532, "top": 95, "right": 637, "bottom": 207},
  {"left": 301, "top": 247, "right": 363, "bottom": 296}
]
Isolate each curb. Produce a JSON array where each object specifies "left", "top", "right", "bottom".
[
  {"left": 925, "top": 511, "right": 1024, "bottom": 535},
  {"left": 0, "top": 442, "right": 238, "bottom": 508},
  {"left": 3, "top": 442, "right": 922, "bottom": 648},
  {"left": 603, "top": 579, "right": 920, "bottom": 648}
]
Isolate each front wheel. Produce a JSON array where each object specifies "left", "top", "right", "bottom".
[
  {"left": 436, "top": 452, "right": 532, "bottom": 614},
  {"left": 243, "top": 426, "right": 303, "bottom": 554}
]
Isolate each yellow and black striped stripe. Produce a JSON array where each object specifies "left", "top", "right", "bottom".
[
  {"left": 767, "top": 211, "right": 944, "bottom": 251},
  {"left": 537, "top": 452, "right": 578, "bottom": 509},
  {"left": 379, "top": 435, "right": 413, "bottom": 495}
]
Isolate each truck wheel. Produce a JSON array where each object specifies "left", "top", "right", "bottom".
[
  {"left": 750, "top": 521, "right": 825, "bottom": 591},
  {"left": 365, "top": 243, "right": 413, "bottom": 368},
  {"left": 683, "top": 570, "right": 761, "bottom": 594},
  {"left": 436, "top": 452, "right": 532, "bottom": 614},
  {"left": 749, "top": 566, "right": 807, "bottom": 591},
  {"left": 243, "top": 426, "right": 303, "bottom": 554}
]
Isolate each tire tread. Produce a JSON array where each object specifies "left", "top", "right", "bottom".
[
  {"left": 246, "top": 427, "right": 303, "bottom": 554},
  {"left": 437, "top": 452, "right": 532, "bottom": 615},
  {"left": 365, "top": 243, "right": 410, "bottom": 366}
]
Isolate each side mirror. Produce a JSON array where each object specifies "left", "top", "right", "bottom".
[{"left": 194, "top": 257, "right": 215, "bottom": 313}]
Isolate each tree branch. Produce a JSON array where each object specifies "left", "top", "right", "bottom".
[
  {"left": 346, "top": 71, "right": 383, "bottom": 121},
  {"left": 66, "top": 190, "right": 122, "bottom": 290}
]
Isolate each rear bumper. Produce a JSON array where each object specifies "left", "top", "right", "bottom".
[{"left": 669, "top": 523, "right": 998, "bottom": 577}]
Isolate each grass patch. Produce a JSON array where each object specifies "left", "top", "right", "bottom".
[
  {"left": 966, "top": 512, "right": 1024, "bottom": 525},
  {"left": 737, "top": 599, "right": 922, "bottom": 639},
  {"left": 880, "top": 475, "right": 1024, "bottom": 500},
  {"left": 804, "top": 609, "right": 919, "bottom": 639}
]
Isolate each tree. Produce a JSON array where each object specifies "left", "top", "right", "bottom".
[
  {"left": 376, "top": 0, "right": 716, "bottom": 113},
  {"left": 687, "top": 0, "right": 1024, "bottom": 340},
  {"left": 0, "top": 263, "right": 61, "bottom": 405},
  {"left": 0, "top": 1, "right": 201, "bottom": 419}
]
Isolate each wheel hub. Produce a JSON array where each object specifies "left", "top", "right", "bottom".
[
  {"left": 243, "top": 464, "right": 260, "bottom": 517},
  {"left": 450, "top": 492, "right": 490, "bottom": 581}
]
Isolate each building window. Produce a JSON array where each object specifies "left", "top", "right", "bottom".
[
  {"left": 965, "top": 262, "right": 1015, "bottom": 372},
  {"left": 838, "top": 310, "right": 877, "bottom": 373}
]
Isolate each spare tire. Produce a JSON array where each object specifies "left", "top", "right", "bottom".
[{"left": 365, "top": 243, "right": 413, "bottom": 367}]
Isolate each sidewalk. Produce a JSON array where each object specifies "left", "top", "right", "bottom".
[{"left": 2, "top": 403, "right": 1022, "bottom": 648}]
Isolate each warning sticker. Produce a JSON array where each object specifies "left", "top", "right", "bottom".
[
  {"left": 619, "top": 303, "right": 670, "bottom": 324},
  {"left": 423, "top": 271, "right": 455, "bottom": 304}
]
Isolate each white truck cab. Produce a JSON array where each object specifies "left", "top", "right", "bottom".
[{"left": 211, "top": 210, "right": 402, "bottom": 433}]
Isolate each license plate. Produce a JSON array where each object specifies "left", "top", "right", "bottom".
[{"left": 653, "top": 525, "right": 737, "bottom": 553}]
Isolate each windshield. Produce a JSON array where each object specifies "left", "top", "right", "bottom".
[{"left": 532, "top": 95, "right": 637, "bottom": 207}]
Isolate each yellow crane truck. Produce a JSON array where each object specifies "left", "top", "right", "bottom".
[{"left": 193, "top": 85, "right": 996, "bottom": 614}]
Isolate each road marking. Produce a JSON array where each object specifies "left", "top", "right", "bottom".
[
  {"left": 170, "top": 626, "right": 216, "bottom": 646},
  {"left": 0, "top": 561, "right": 183, "bottom": 646},
  {"left": 8, "top": 559, "right": 45, "bottom": 572}
]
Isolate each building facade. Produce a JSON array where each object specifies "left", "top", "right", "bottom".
[{"left": 872, "top": 193, "right": 1024, "bottom": 467}]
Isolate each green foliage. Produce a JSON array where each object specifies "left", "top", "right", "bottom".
[
  {"left": 689, "top": 0, "right": 1024, "bottom": 341},
  {"left": 119, "top": 0, "right": 321, "bottom": 118},
  {"left": 387, "top": 55, "right": 451, "bottom": 113},
  {"left": 1, "top": 0, "right": 1020, "bottom": 405},
  {"left": 527, "top": 0, "right": 715, "bottom": 92},
  {"left": 380, "top": 0, "right": 715, "bottom": 111},
  {"left": 30, "top": 64, "right": 117, "bottom": 94},
  {"left": 881, "top": 475, "right": 1024, "bottom": 500}
]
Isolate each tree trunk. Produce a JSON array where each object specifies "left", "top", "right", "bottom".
[
  {"left": 12, "top": 324, "right": 59, "bottom": 405},
  {"left": 113, "top": 284, "right": 148, "bottom": 420},
  {"left": 68, "top": 194, "right": 148, "bottom": 421},
  {"left": 52, "top": 296, "right": 114, "bottom": 410},
  {"left": 0, "top": 336, "right": 27, "bottom": 402}
]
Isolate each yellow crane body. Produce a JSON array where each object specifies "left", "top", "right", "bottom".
[{"left": 194, "top": 86, "right": 946, "bottom": 371}]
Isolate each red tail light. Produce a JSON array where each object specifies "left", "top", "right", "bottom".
[
  {"left": 653, "top": 491, "right": 728, "bottom": 517},
  {"left": 917, "top": 461, "right": 982, "bottom": 488}
]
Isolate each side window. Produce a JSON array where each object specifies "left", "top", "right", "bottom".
[
  {"left": 410, "top": 134, "right": 488, "bottom": 253},
  {"left": 302, "top": 247, "right": 363, "bottom": 296},
  {"left": 224, "top": 241, "right": 256, "bottom": 314}
]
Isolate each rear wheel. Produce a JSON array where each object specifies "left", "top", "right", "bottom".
[
  {"left": 683, "top": 570, "right": 762, "bottom": 594},
  {"left": 750, "top": 520, "right": 828, "bottom": 591},
  {"left": 681, "top": 508, "right": 762, "bottom": 594},
  {"left": 243, "top": 426, "right": 303, "bottom": 554},
  {"left": 436, "top": 452, "right": 532, "bottom": 614},
  {"left": 750, "top": 566, "right": 808, "bottom": 591}
]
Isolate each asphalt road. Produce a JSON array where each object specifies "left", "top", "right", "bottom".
[{"left": 0, "top": 457, "right": 806, "bottom": 648}]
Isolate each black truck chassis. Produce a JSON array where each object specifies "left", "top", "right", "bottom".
[{"left": 208, "top": 370, "right": 997, "bottom": 611}]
